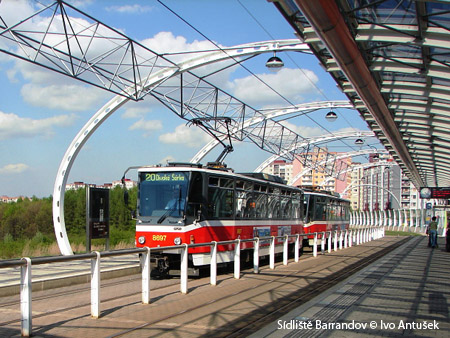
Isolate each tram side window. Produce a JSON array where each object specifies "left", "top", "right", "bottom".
[
  {"left": 267, "top": 188, "right": 280, "bottom": 219},
  {"left": 314, "top": 201, "right": 326, "bottom": 221},
  {"left": 235, "top": 180, "right": 253, "bottom": 219},
  {"left": 207, "top": 176, "right": 234, "bottom": 219},
  {"left": 208, "top": 188, "right": 234, "bottom": 219},
  {"left": 343, "top": 203, "right": 350, "bottom": 221},
  {"left": 329, "top": 203, "right": 336, "bottom": 221},
  {"left": 337, "top": 204, "right": 342, "bottom": 221},
  {"left": 292, "top": 193, "right": 302, "bottom": 219},
  {"left": 306, "top": 195, "right": 314, "bottom": 223},
  {"left": 254, "top": 192, "right": 268, "bottom": 219},
  {"left": 280, "top": 195, "right": 292, "bottom": 219}
]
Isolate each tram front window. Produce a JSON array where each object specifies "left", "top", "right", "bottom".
[{"left": 138, "top": 172, "right": 189, "bottom": 222}]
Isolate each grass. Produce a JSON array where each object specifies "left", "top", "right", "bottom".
[
  {"left": 385, "top": 230, "right": 425, "bottom": 237},
  {"left": 0, "top": 228, "right": 135, "bottom": 259}
]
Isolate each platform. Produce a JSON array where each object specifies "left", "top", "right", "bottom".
[
  {"left": 253, "top": 235, "right": 449, "bottom": 337},
  {"left": 3, "top": 235, "right": 443, "bottom": 337}
]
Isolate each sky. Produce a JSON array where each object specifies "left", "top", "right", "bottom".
[{"left": 0, "top": 0, "right": 378, "bottom": 198}]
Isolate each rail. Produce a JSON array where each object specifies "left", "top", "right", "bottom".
[{"left": 0, "top": 227, "right": 384, "bottom": 337}]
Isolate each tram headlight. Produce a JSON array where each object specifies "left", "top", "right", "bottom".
[
  {"left": 174, "top": 237, "right": 182, "bottom": 245},
  {"left": 138, "top": 236, "right": 146, "bottom": 245}
]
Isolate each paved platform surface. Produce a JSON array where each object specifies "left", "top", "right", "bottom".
[
  {"left": 0, "top": 235, "right": 424, "bottom": 337},
  {"left": 253, "top": 236, "right": 449, "bottom": 337}
]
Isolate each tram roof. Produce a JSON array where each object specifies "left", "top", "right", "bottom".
[{"left": 273, "top": 0, "right": 450, "bottom": 189}]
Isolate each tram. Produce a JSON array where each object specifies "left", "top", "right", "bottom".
[
  {"left": 134, "top": 162, "right": 304, "bottom": 276},
  {"left": 302, "top": 190, "right": 351, "bottom": 246}
]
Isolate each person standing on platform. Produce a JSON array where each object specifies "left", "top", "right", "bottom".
[
  {"left": 428, "top": 216, "right": 438, "bottom": 248},
  {"left": 446, "top": 221, "right": 450, "bottom": 252}
]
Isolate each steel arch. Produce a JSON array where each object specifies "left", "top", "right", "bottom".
[
  {"left": 190, "top": 100, "right": 354, "bottom": 163},
  {"left": 254, "top": 131, "right": 375, "bottom": 174},
  {"left": 322, "top": 160, "right": 396, "bottom": 189},
  {"left": 51, "top": 40, "right": 310, "bottom": 255},
  {"left": 289, "top": 148, "right": 389, "bottom": 186}
]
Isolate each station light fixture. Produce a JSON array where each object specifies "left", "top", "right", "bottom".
[
  {"left": 325, "top": 111, "right": 338, "bottom": 122},
  {"left": 266, "top": 52, "right": 284, "bottom": 71},
  {"left": 355, "top": 138, "right": 364, "bottom": 145}
]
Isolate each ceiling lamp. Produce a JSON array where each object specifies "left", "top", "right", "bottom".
[
  {"left": 355, "top": 138, "right": 364, "bottom": 145},
  {"left": 325, "top": 111, "right": 337, "bottom": 122},
  {"left": 266, "top": 52, "right": 284, "bottom": 71}
]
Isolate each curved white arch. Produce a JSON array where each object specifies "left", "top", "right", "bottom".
[
  {"left": 289, "top": 148, "right": 389, "bottom": 185},
  {"left": 254, "top": 131, "right": 375, "bottom": 173},
  {"left": 53, "top": 40, "right": 309, "bottom": 255},
  {"left": 190, "top": 100, "right": 355, "bottom": 164},
  {"left": 342, "top": 182, "right": 400, "bottom": 206},
  {"left": 321, "top": 160, "right": 396, "bottom": 188}
]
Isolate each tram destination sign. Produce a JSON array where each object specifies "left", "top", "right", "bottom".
[{"left": 419, "top": 187, "right": 450, "bottom": 199}]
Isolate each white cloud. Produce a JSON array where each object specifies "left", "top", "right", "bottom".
[
  {"left": 159, "top": 124, "right": 212, "bottom": 148},
  {"left": 228, "top": 68, "right": 319, "bottom": 107},
  {"left": 140, "top": 32, "right": 233, "bottom": 84},
  {"left": 279, "top": 120, "right": 324, "bottom": 138},
  {"left": 128, "top": 118, "right": 163, "bottom": 137},
  {"left": 141, "top": 31, "right": 215, "bottom": 55},
  {"left": 21, "top": 84, "right": 107, "bottom": 111},
  {"left": 122, "top": 106, "right": 151, "bottom": 119},
  {"left": 106, "top": 4, "right": 153, "bottom": 14},
  {"left": 0, "top": 163, "right": 29, "bottom": 175},
  {"left": 0, "top": 111, "right": 77, "bottom": 140},
  {"left": 69, "top": 0, "right": 94, "bottom": 8}
]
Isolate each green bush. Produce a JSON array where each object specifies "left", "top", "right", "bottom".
[{"left": 0, "top": 237, "right": 25, "bottom": 259}]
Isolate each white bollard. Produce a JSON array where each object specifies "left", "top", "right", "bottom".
[
  {"left": 328, "top": 231, "right": 332, "bottom": 253},
  {"left": 283, "top": 235, "right": 289, "bottom": 265},
  {"left": 20, "top": 257, "right": 32, "bottom": 337},
  {"left": 294, "top": 234, "right": 300, "bottom": 263},
  {"left": 211, "top": 241, "right": 217, "bottom": 285},
  {"left": 313, "top": 233, "right": 318, "bottom": 257},
  {"left": 142, "top": 247, "right": 151, "bottom": 304},
  {"left": 334, "top": 231, "right": 338, "bottom": 251},
  {"left": 254, "top": 238, "right": 260, "bottom": 273},
  {"left": 180, "top": 244, "right": 188, "bottom": 294},
  {"left": 270, "top": 236, "right": 275, "bottom": 270},
  {"left": 321, "top": 232, "right": 326, "bottom": 253},
  {"left": 234, "top": 239, "right": 241, "bottom": 279},
  {"left": 91, "top": 251, "right": 101, "bottom": 318}
]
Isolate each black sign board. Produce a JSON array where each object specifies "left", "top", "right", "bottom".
[
  {"left": 420, "top": 187, "right": 450, "bottom": 199},
  {"left": 86, "top": 187, "right": 110, "bottom": 251}
]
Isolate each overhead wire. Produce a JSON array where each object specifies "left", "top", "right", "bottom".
[
  {"left": 236, "top": 0, "right": 366, "bottom": 153},
  {"left": 156, "top": 0, "right": 376, "bottom": 167}
]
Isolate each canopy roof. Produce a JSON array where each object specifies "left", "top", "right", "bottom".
[{"left": 274, "top": 0, "right": 450, "bottom": 188}]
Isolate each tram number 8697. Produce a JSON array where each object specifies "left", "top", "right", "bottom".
[{"left": 152, "top": 235, "right": 167, "bottom": 241}]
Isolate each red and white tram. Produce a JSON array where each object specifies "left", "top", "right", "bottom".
[
  {"left": 302, "top": 190, "right": 351, "bottom": 246},
  {"left": 135, "top": 163, "right": 304, "bottom": 275}
]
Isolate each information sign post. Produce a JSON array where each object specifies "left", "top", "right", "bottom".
[
  {"left": 86, "top": 187, "right": 110, "bottom": 252},
  {"left": 420, "top": 187, "right": 450, "bottom": 199}
]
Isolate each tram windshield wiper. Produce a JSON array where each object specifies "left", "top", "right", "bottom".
[
  {"left": 157, "top": 207, "right": 175, "bottom": 224},
  {"left": 157, "top": 187, "right": 183, "bottom": 224}
]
